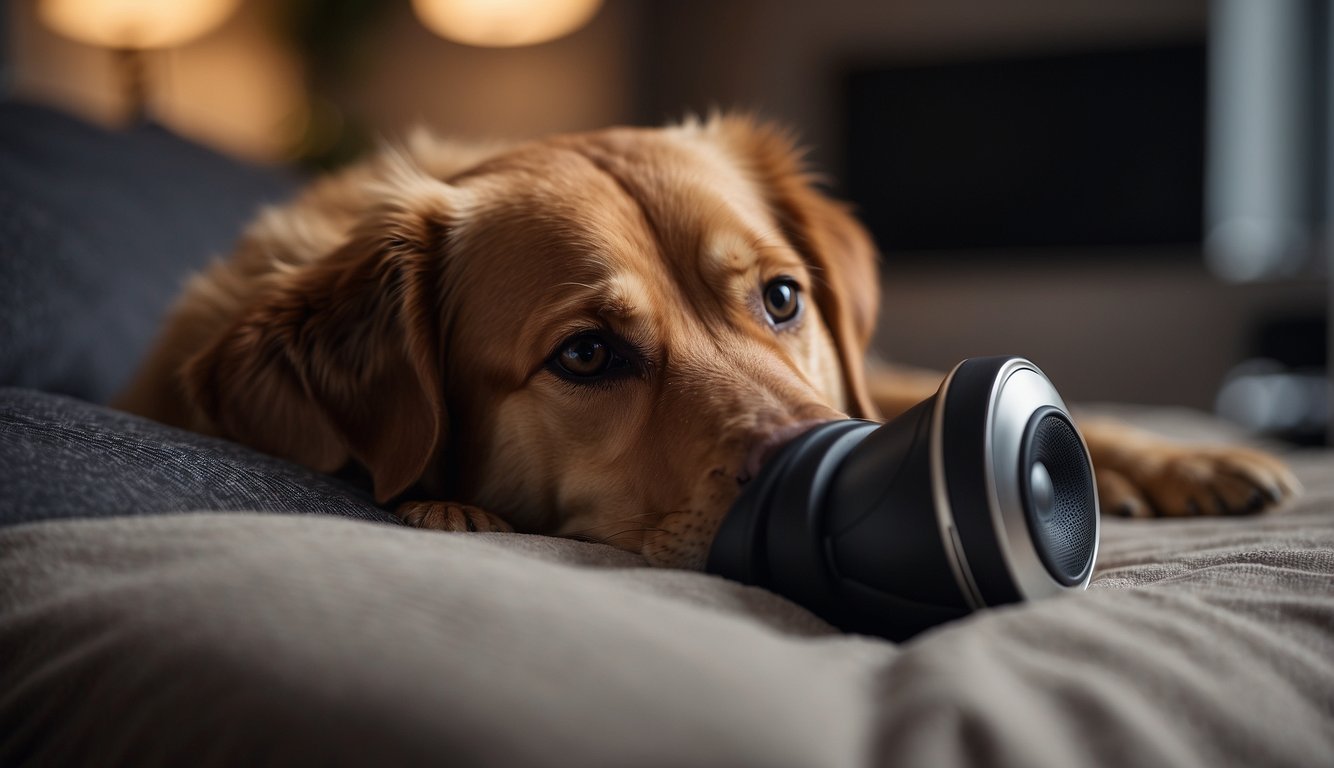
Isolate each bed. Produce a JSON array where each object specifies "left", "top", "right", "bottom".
[{"left": 2, "top": 102, "right": 1331, "bottom": 767}]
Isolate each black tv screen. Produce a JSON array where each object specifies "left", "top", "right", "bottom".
[{"left": 844, "top": 42, "right": 1206, "bottom": 254}]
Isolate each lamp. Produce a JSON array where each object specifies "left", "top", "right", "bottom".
[
  {"left": 38, "top": 0, "right": 240, "bottom": 121},
  {"left": 411, "top": 0, "right": 603, "bottom": 48}
]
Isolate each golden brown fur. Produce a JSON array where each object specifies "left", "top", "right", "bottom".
[{"left": 117, "top": 115, "right": 1299, "bottom": 569}]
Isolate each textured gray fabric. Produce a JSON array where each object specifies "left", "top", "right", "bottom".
[
  {"left": 1, "top": 411, "right": 1331, "bottom": 767},
  {"left": 0, "top": 387, "right": 396, "bottom": 527},
  {"left": 0, "top": 101, "right": 294, "bottom": 402}
]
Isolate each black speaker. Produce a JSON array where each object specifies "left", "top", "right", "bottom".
[{"left": 707, "top": 356, "right": 1099, "bottom": 641}]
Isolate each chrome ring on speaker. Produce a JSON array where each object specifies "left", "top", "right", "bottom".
[
  {"left": 707, "top": 355, "right": 1100, "bottom": 642},
  {"left": 933, "top": 357, "right": 1099, "bottom": 607}
]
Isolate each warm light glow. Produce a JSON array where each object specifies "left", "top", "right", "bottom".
[
  {"left": 39, "top": 0, "right": 239, "bottom": 50},
  {"left": 411, "top": 0, "right": 602, "bottom": 48}
]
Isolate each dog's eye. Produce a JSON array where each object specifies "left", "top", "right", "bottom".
[
  {"left": 557, "top": 335, "right": 610, "bottom": 377},
  {"left": 553, "top": 333, "right": 625, "bottom": 380},
  {"left": 762, "top": 278, "right": 802, "bottom": 325}
]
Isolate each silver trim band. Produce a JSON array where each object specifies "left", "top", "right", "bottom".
[
  {"left": 931, "top": 358, "right": 1099, "bottom": 608},
  {"left": 985, "top": 359, "right": 1099, "bottom": 598}
]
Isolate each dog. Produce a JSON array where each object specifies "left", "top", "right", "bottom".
[{"left": 116, "top": 114, "right": 1300, "bottom": 569}]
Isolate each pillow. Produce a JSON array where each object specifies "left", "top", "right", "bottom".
[
  {"left": 3, "top": 492, "right": 1333, "bottom": 767},
  {"left": 0, "top": 387, "right": 395, "bottom": 528},
  {"left": 0, "top": 101, "right": 296, "bottom": 402}
]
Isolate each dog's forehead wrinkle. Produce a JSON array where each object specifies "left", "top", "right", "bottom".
[
  {"left": 572, "top": 136, "right": 762, "bottom": 283},
  {"left": 565, "top": 143, "right": 678, "bottom": 274},
  {"left": 543, "top": 268, "right": 660, "bottom": 333},
  {"left": 452, "top": 145, "right": 659, "bottom": 257}
]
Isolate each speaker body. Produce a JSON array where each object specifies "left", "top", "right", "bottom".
[{"left": 707, "top": 356, "right": 1099, "bottom": 641}]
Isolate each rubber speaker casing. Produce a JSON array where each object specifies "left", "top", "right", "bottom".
[{"left": 706, "top": 356, "right": 1099, "bottom": 641}]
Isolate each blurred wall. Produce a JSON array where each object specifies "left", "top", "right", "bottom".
[
  {"left": 877, "top": 259, "right": 1323, "bottom": 409},
  {"left": 344, "top": 1, "right": 641, "bottom": 141},
  {"left": 7, "top": 0, "right": 642, "bottom": 160},
  {"left": 9, "top": 0, "right": 304, "bottom": 160},
  {"left": 640, "top": 0, "right": 1214, "bottom": 172},
  {"left": 640, "top": 0, "right": 1327, "bottom": 410}
]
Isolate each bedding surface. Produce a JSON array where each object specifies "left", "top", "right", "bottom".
[
  {"left": 0, "top": 388, "right": 393, "bottom": 527},
  {"left": 2, "top": 412, "right": 1332, "bottom": 767}
]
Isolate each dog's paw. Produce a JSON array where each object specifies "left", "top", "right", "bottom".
[
  {"left": 395, "top": 501, "right": 514, "bottom": 532},
  {"left": 1095, "top": 443, "right": 1301, "bottom": 518}
]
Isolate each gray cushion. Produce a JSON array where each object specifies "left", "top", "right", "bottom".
[
  {"left": 0, "top": 387, "right": 395, "bottom": 528},
  {"left": 0, "top": 101, "right": 295, "bottom": 402},
  {"left": 2, "top": 470, "right": 1332, "bottom": 767}
]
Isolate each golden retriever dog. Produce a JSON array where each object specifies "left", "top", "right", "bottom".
[{"left": 116, "top": 114, "right": 1300, "bottom": 569}]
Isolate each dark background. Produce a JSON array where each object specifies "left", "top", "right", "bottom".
[
  {"left": 6, "top": 0, "right": 1329, "bottom": 437},
  {"left": 846, "top": 44, "right": 1206, "bottom": 253}
]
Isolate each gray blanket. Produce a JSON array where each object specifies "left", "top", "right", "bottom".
[{"left": 2, "top": 415, "right": 1333, "bottom": 767}]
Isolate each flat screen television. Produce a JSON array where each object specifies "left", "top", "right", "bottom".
[{"left": 844, "top": 42, "right": 1207, "bottom": 256}]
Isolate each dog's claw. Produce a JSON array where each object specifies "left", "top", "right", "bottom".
[
  {"left": 1103, "top": 446, "right": 1298, "bottom": 518},
  {"left": 395, "top": 501, "right": 513, "bottom": 533},
  {"left": 1113, "top": 499, "right": 1143, "bottom": 518}
]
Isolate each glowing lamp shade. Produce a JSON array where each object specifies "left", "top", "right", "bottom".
[
  {"left": 39, "top": 0, "right": 239, "bottom": 50},
  {"left": 411, "top": 0, "right": 603, "bottom": 48}
]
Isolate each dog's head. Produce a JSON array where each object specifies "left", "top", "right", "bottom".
[{"left": 186, "top": 115, "right": 880, "bottom": 568}]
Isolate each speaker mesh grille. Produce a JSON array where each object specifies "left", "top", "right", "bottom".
[{"left": 1021, "top": 412, "right": 1097, "bottom": 585}]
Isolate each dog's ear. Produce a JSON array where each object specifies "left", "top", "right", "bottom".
[
  {"left": 710, "top": 115, "right": 881, "bottom": 418},
  {"left": 183, "top": 175, "right": 455, "bottom": 503}
]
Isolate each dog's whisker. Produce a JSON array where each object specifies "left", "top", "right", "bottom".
[
  {"left": 566, "top": 528, "right": 659, "bottom": 546},
  {"left": 595, "top": 526, "right": 668, "bottom": 545},
  {"left": 559, "top": 513, "right": 664, "bottom": 539}
]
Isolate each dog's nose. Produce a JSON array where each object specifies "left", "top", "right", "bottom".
[{"left": 737, "top": 419, "right": 832, "bottom": 485}]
